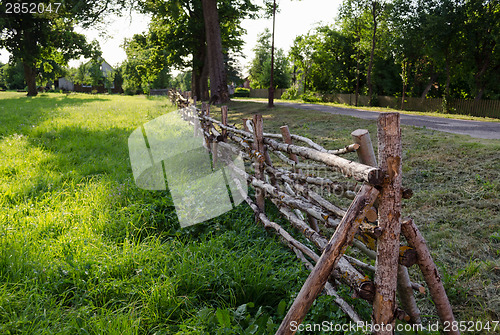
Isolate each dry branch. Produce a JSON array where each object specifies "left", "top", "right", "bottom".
[
  {"left": 397, "top": 265, "right": 422, "bottom": 324},
  {"left": 276, "top": 185, "right": 379, "bottom": 335},
  {"left": 401, "top": 218, "right": 458, "bottom": 334},
  {"left": 263, "top": 137, "right": 384, "bottom": 185},
  {"left": 293, "top": 247, "right": 363, "bottom": 323}
]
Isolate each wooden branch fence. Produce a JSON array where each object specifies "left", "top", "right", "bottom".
[{"left": 169, "top": 90, "right": 459, "bottom": 335}]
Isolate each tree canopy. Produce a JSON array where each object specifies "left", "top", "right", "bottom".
[
  {"left": 134, "top": 0, "right": 258, "bottom": 101},
  {"left": 249, "top": 29, "right": 291, "bottom": 90},
  {"left": 0, "top": 0, "right": 125, "bottom": 96},
  {"left": 289, "top": 0, "right": 499, "bottom": 102}
]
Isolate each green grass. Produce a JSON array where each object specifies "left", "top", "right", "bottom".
[
  {"left": 1, "top": 92, "right": 499, "bottom": 334},
  {"left": 233, "top": 97, "right": 500, "bottom": 122},
  {"left": 0, "top": 92, "right": 317, "bottom": 334},
  {"left": 213, "top": 100, "right": 500, "bottom": 330}
]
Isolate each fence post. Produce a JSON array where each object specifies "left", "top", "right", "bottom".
[
  {"left": 253, "top": 115, "right": 265, "bottom": 212},
  {"left": 221, "top": 106, "right": 228, "bottom": 141},
  {"left": 372, "top": 113, "right": 402, "bottom": 334},
  {"left": 352, "top": 128, "right": 421, "bottom": 325},
  {"left": 351, "top": 129, "right": 377, "bottom": 168}
]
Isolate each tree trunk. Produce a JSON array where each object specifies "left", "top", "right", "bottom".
[
  {"left": 421, "top": 72, "right": 438, "bottom": 99},
  {"left": 355, "top": 50, "right": 360, "bottom": 107},
  {"left": 201, "top": 0, "right": 229, "bottom": 104},
  {"left": 367, "top": 1, "right": 378, "bottom": 106},
  {"left": 23, "top": 62, "right": 37, "bottom": 97},
  {"left": 372, "top": 113, "right": 402, "bottom": 334}
]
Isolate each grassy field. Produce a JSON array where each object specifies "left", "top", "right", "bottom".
[{"left": 0, "top": 92, "right": 499, "bottom": 334}]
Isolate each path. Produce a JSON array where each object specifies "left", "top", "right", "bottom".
[{"left": 241, "top": 100, "right": 500, "bottom": 140}]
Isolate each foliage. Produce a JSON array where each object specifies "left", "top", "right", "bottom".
[
  {"left": 0, "top": 62, "right": 25, "bottom": 90},
  {"left": 171, "top": 71, "right": 192, "bottom": 92},
  {"left": 234, "top": 87, "right": 250, "bottom": 97},
  {"left": 134, "top": 0, "right": 258, "bottom": 100},
  {"left": 280, "top": 86, "right": 299, "bottom": 100},
  {"left": 300, "top": 91, "right": 323, "bottom": 103},
  {"left": 289, "top": 0, "right": 499, "bottom": 102},
  {"left": 0, "top": 1, "right": 109, "bottom": 95},
  {"left": 248, "top": 29, "right": 291, "bottom": 89}
]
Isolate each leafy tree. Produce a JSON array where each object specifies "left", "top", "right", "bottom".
[
  {"left": 137, "top": 0, "right": 258, "bottom": 101},
  {"left": 121, "top": 33, "right": 171, "bottom": 94},
  {"left": 172, "top": 71, "right": 192, "bottom": 92},
  {"left": 0, "top": 0, "right": 124, "bottom": 96},
  {"left": 1, "top": 61, "right": 25, "bottom": 89},
  {"left": 249, "top": 29, "right": 291, "bottom": 89}
]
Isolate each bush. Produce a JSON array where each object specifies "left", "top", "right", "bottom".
[
  {"left": 281, "top": 87, "right": 299, "bottom": 100},
  {"left": 300, "top": 91, "right": 322, "bottom": 102},
  {"left": 234, "top": 87, "right": 250, "bottom": 97}
]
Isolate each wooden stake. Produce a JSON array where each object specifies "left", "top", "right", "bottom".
[
  {"left": 401, "top": 218, "right": 459, "bottom": 334},
  {"left": 221, "top": 105, "right": 228, "bottom": 141},
  {"left": 397, "top": 265, "right": 422, "bottom": 324},
  {"left": 275, "top": 184, "right": 379, "bottom": 335},
  {"left": 280, "top": 125, "right": 299, "bottom": 163},
  {"left": 253, "top": 115, "right": 265, "bottom": 212},
  {"left": 373, "top": 113, "right": 402, "bottom": 334},
  {"left": 351, "top": 129, "right": 378, "bottom": 167}
]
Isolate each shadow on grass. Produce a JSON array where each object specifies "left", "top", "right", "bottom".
[{"left": 0, "top": 93, "right": 111, "bottom": 138}]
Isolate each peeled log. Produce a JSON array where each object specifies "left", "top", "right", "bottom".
[
  {"left": 263, "top": 137, "right": 384, "bottom": 185},
  {"left": 373, "top": 113, "right": 403, "bottom": 334}
]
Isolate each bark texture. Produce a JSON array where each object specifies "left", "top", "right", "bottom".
[
  {"left": 23, "top": 62, "right": 37, "bottom": 97},
  {"left": 401, "top": 218, "right": 459, "bottom": 335},
  {"left": 201, "top": 0, "right": 229, "bottom": 104},
  {"left": 372, "top": 113, "right": 402, "bottom": 334}
]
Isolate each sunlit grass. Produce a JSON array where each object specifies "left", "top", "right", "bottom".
[
  {"left": 1, "top": 92, "right": 498, "bottom": 333},
  {"left": 0, "top": 92, "right": 308, "bottom": 334}
]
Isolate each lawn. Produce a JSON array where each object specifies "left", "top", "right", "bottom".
[{"left": 0, "top": 92, "right": 498, "bottom": 334}]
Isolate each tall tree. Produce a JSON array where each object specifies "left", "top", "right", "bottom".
[
  {"left": 139, "top": 0, "right": 258, "bottom": 101},
  {"left": 250, "top": 29, "right": 291, "bottom": 90},
  {"left": 202, "top": 0, "right": 229, "bottom": 103}
]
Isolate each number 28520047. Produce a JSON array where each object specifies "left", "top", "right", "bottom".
[{"left": 5, "top": 3, "right": 62, "bottom": 14}]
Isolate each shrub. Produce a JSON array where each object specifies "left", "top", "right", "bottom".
[
  {"left": 234, "top": 87, "right": 250, "bottom": 97},
  {"left": 281, "top": 87, "right": 299, "bottom": 100},
  {"left": 300, "top": 91, "right": 322, "bottom": 102}
]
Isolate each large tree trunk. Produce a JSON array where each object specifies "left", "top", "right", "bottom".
[
  {"left": 23, "top": 61, "right": 37, "bottom": 97},
  {"left": 192, "top": 43, "right": 210, "bottom": 101},
  {"left": 201, "top": 0, "right": 229, "bottom": 104}
]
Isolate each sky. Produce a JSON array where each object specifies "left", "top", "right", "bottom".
[{"left": 0, "top": 0, "right": 343, "bottom": 75}]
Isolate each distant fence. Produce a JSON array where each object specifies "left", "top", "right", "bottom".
[
  {"left": 322, "top": 93, "right": 500, "bottom": 119},
  {"left": 73, "top": 84, "right": 123, "bottom": 94},
  {"left": 249, "top": 88, "right": 286, "bottom": 99},
  {"left": 150, "top": 89, "right": 169, "bottom": 96}
]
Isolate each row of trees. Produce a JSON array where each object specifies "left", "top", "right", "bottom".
[
  {"left": 1, "top": 0, "right": 253, "bottom": 101},
  {"left": 289, "top": 0, "right": 499, "bottom": 103},
  {"left": 0, "top": 0, "right": 122, "bottom": 96}
]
